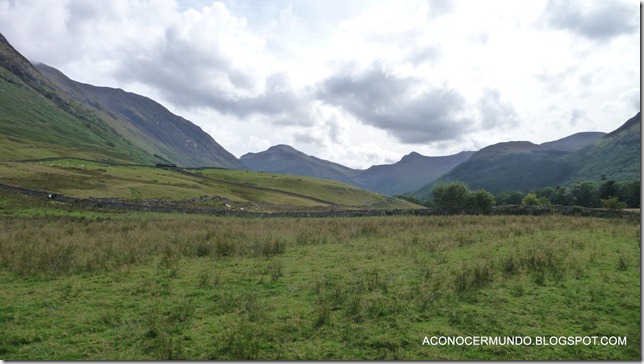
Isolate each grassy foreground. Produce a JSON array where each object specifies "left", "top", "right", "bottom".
[{"left": 0, "top": 210, "right": 639, "bottom": 360}]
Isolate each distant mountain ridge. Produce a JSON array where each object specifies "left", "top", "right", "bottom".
[
  {"left": 413, "top": 113, "right": 639, "bottom": 197},
  {"left": 241, "top": 146, "right": 475, "bottom": 196},
  {"left": 241, "top": 144, "right": 359, "bottom": 186}
]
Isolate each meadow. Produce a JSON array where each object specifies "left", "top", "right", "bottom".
[
  {"left": 0, "top": 158, "right": 416, "bottom": 212},
  {"left": 0, "top": 203, "right": 640, "bottom": 360}
]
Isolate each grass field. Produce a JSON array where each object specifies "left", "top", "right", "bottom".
[
  {"left": 0, "top": 159, "right": 417, "bottom": 212},
  {"left": 0, "top": 202, "right": 639, "bottom": 360}
]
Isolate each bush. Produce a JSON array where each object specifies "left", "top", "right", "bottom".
[
  {"left": 521, "top": 193, "right": 540, "bottom": 207},
  {"left": 432, "top": 182, "right": 470, "bottom": 214},
  {"left": 468, "top": 189, "right": 495, "bottom": 214},
  {"left": 600, "top": 196, "right": 626, "bottom": 211}
]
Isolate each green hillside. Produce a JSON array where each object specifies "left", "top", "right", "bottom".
[
  {"left": 0, "top": 59, "right": 154, "bottom": 163},
  {"left": 413, "top": 113, "right": 641, "bottom": 198},
  {"left": 0, "top": 32, "right": 243, "bottom": 168},
  {"left": 36, "top": 64, "right": 243, "bottom": 169},
  {"left": 0, "top": 33, "right": 158, "bottom": 164},
  {"left": 0, "top": 158, "right": 419, "bottom": 212},
  {"left": 565, "top": 112, "right": 641, "bottom": 183}
]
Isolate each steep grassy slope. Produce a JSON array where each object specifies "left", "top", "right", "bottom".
[
  {"left": 36, "top": 64, "right": 243, "bottom": 169},
  {"left": 564, "top": 112, "right": 640, "bottom": 183},
  {"left": 0, "top": 37, "right": 154, "bottom": 163},
  {"left": 0, "top": 32, "right": 242, "bottom": 168}
]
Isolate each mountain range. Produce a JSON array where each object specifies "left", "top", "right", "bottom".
[
  {"left": 0, "top": 31, "right": 639, "bottom": 199},
  {"left": 240, "top": 146, "right": 475, "bottom": 196},
  {"left": 413, "top": 115, "right": 640, "bottom": 197}
]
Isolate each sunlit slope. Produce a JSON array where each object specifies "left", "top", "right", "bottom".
[{"left": 0, "top": 159, "right": 420, "bottom": 211}]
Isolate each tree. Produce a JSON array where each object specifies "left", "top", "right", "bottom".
[
  {"left": 468, "top": 189, "right": 496, "bottom": 214},
  {"left": 536, "top": 186, "right": 556, "bottom": 204},
  {"left": 552, "top": 186, "right": 570, "bottom": 206},
  {"left": 521, "top": 193, "right": 540, "bottom": 207},
  {"left": 495, "top": 191, "right": 524, "bottom": 206},
  {"left": 599, "top": 179, "right": 618, "bottom": 200},
  {"left": 618, "top": 180, "right": 640, "bottom": 208},
  {"left": 432, "top": 182, "right": 470, "bottom": 214},
  {"left": 569, "top": 181, "right": 599, "bottom": 207}
]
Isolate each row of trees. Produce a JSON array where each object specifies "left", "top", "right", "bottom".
[
  {"left": 495, "top": 179, "right": 640, "bottom": 209},
  {"left": 396, "top": 179, "right": 640, "bottom": 214}
]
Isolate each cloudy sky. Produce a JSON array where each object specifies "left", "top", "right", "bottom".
[{"left": 0, "top": 0, "right": 639, "bottom": 168}]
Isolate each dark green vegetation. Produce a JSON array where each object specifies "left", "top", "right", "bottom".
[
  {"left": 431, "top": 181, "right": 495, "bottom": 214},
  {"left": 414, "top": 113, "right": 640, "bottom": 198},
  {"left": 0, "top": 33, "right": 240, "bottom": 168},
  {"left": 0, "top": 197, "right": 639, "bottom": 360},
  {"left": 496, "top": 179, "right": 640, "bottom": 209}
]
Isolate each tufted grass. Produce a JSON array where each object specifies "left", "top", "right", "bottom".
[{"left": 0, "top": 213, "right": 639, "bottom": 360}]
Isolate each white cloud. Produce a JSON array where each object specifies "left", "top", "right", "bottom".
[{"left": 0, "top": 0, "right": 639, "bottom": 168}]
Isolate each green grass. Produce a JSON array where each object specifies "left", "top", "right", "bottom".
[
  {"left": 0, "top": 68, "right": 153, "bottom": 164},
  {"left": 0, "top": 159, "right": 418, "bottom": 211},
  {"left": 0, "top": 211, "right": 639, "bottom": 360}
]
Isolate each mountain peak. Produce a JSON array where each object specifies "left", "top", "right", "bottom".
[
  {"left": 399, "top": 151, "right": 424, "bottom": 163},
  {"left": 0, "top": 32, "right": 49, "bottom": 87},
  {"left": 268, "top": 144, "right": 300, "bottom": 153}
]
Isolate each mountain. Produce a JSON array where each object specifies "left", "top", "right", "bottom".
[
  {"left": 0, "top": 33, "right": 155, "bottom": 163},
  {"left": 353, "top": 151, "right": 475, "bottom": 195},
  {"left": 540, "top": 132, "right": 606, "bottom": 152},
  {"left": 240, "top": 145, "right": 360, "bottom": 186},
  {"left": 413, "top": 113, "right": 640, "bottom": 197},
  {"left": 35, "top": 63, "right": 243, "bottom": 169},
  {"left": 566, "top": 112, "right": 640, "bottom": 182},
  {"left": 241, "top": 145, "right": 474, "bottom": 196},
  {"left": 0, "top": 32, "right": 242, "bottom": 168}
]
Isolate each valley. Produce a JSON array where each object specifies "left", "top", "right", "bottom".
[{"left": 0, "top": 29, "right": 640, "bottom": 361}]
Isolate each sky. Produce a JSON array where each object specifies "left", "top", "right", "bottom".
[{"left": 0, "top": 0, "right": 640, "bottom": 169}]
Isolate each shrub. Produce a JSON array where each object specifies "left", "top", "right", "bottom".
[
  {"left": 601, "top": 196, "right": 626, "bottom": 211},
  {"left": 521, "top": 193, "right": 540, "bottom": 207},
  {"left": 468, "top": 189, "right": 495, "bottom": 214},
  {"left": 432, "top": 182, "right": 471, "bottom": 214}
]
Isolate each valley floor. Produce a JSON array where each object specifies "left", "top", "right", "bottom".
[{"left": 0, "top": 212, "right": 640, "bottom": 360}]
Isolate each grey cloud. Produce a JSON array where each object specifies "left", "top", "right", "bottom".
[
  {"left": 293, "top": 132, "right": 323, "bottom": 147},
  {"left": 317, "top": 64, "right": 471, "bottom": 144},
  {"left": 541, "top": 0, "right": 638, "bottom": 40},
  {"left": 478, "top": 89, "right": 518, "bottom": 130},
  {"left": 427, "top": 0, "right": 454, "bottom": 19},
  {"left": 568, "top": 108, "right": 589, "bottom": 127},
  {"left": 408, "top": 45, "right": 441, "bottom": 65},
  {"left": 114, "top": 30, "right": 310, "bottom": 125},
  {"left": 535, "top": 66, "right": 575, "bottom": 93}
]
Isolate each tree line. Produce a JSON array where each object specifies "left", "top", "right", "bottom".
[{"left": 396, "top": 178, "right": 640, "bottom": 214}]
